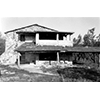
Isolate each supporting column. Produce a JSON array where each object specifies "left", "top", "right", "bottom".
[
  {"left": 56, "top": 34, "right": 59, "bottom": 40},
  {"left": 17, "top": 53, "right": 21, "bottom": 68},
  {"left": 56, "top": 34, "right": 59, "bottom": 45},
  {"left": 69, "top": 35, "right": 71, "bottom": 41},
  {"left": 57, "top": 52, "right": 60, "bottom": 63},
  {"left": 36, "top": 33, "right": 39, "bottom": 45},
  {"left": 66, "top": 35, "right": 71, "bottom": 41},
  {"left": 63, "top": 36, "right": 66, "bottom": 41}
]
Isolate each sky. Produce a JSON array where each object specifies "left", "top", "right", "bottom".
[{"left": 0, "top": 17, "right": 100, "bottom": 38}]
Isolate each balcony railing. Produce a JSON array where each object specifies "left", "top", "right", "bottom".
[
  {"left": 18, "top": 39, "right": 73, "bottom": 47},
  {"left": 37, "top": 40, "right": 73, "bottom": 46}
]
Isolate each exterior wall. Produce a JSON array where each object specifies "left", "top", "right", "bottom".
[
  {"left": 37, "top": 40, "right": 73, "bottom": 46},
  {"left": 36, "top": 33, "right": 73, "bottom": 47}
]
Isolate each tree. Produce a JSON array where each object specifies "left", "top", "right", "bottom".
[
  {"left": 93, "top": 34, "right": 100, "bottom": 47},
  {"left": 0, "top": 32, "right": 5, "bottom": 55},
  {"left": 73, "top": 34, "right": 82, "bottom": 47},
  {"left": 72, "top": 28, "right": 99, "bottom": 68},
  {"left": 83, "top": 28, "right": 96, "bottom": 47}
]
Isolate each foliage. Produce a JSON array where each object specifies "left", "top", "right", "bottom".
[
  {"left": 73, "top": 28, "right": 98, "bottom": 47},
  {"left": 57, "top": 67, "right": 100, "bottom": 82},
  {"left": 72, "top": 28, "right": 100, "bottom": 68},
  {"left": 83, "top": 31, "right": 96, "bottom": 46},
  {"left": 0, "top": 32, "right": 5, "bottom": 55},
  {"left": 73, "top": 34, "right": 82, "bottom": 47}
]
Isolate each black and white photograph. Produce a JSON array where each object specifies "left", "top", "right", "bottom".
[
  {"left": 0, "top": 17, "right": 100, "bottom": 82},
  {"left": 1, "top": 0, "right": 100, "bottom": 100}
]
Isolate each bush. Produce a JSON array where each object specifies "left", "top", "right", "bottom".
[{"left": 57, "top": 67, "right": 100, "bottom": 82}]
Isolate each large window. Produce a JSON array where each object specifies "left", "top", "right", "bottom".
[
  {"left": 39, "top": 53, "right": 57, "bottom": 60},
  {"left": 39, "top": 33, "right": 56, "bottom": 40}
]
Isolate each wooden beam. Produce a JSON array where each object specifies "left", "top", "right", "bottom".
[
  {"left": 57, "top": 52, "right": 60, "bottom": 63},
  {"left": 17, "top": 53, "right": 21, "bottom": 68}
]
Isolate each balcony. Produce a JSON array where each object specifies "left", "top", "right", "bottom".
[{"left": 37, "top": 40, "right": 73, "bottom": 47}]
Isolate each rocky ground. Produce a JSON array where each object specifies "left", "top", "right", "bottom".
[
  {"left": 0, "top": 64, "right": 100, "bottom": 82},
  {"left": 0, "top": 65, "right": 60, "bottom": 82}
]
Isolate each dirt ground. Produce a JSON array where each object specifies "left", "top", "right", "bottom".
[{"left": 0, "top": 65, "right": 60, "bottom": 82}]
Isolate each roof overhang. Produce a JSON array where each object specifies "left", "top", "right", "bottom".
[
  {"left": 16, "top": 31, "right": 74, "bottom": 35},
  {"left": 15, "top": 42, "right": 65, "bottom": 52},
  {"left": 15, "top": 43, "right": 100, "bottom": 53},
  {"left": 64, "top": 47, "right": 100, "bottom": 53}
]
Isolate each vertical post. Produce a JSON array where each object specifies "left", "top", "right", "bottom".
[
  {"left": 63, "top": 36, "right": 66, "bottom": 41},
  {"left": 56, "top": 34, "right": 59, "bottom": 45},
  {"left": 36, "top": 33, "right": 39, "bottom": 45},
  {"left": 17, "top": 53, "right": 21, "bottom": 68},
  {"left": 57, "top": 52, "right": 60, "bottom": 63},
  {"left": 69, "top": 35, "right": 71, "bottom": 41},
  {"left": 56, "top": 34, "right": 59, "bottom": 40}
]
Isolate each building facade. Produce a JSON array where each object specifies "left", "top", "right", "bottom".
[{"left": 0, "top": 24, "right": 74, "bottom": 66}]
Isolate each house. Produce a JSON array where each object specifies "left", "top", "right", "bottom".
[
  {"left": 0, "top": 24, "right": 74, "bottom": 66},
  {"left": 1, "top": 24, "right": 100, "bottom": 68}
]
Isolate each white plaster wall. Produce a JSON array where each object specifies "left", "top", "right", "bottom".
[{"left": 37, "top": 40, "right": 73, "bottom": 46}]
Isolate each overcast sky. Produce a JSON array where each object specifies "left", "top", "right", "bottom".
[{"left": 0, "top": 17, "right": 100, "bottom": 38}]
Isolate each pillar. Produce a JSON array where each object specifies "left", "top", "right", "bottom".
[
  {"left": 66, "top": 35, "right": 71, "bottom": 41},
  {"left": 56, "top": 34, "right": 59, "bottom": 40},
  {"left": 36, "top": 33, "right": 39, "bottom": 45},
  {"left": 56, "top": 34, "right": 59, "bottom": 45},
  {"left": 63, "top": 36, "right": 66, "bottom": 41},
  {"left": 57, "top": 52, "right": 60, "bottom": 63},
  {"left": 17, "top": 53, "right": 21, "bottom": 68},
  {"left": 69, "top": 35, "right": 71, "bottom": 41}
]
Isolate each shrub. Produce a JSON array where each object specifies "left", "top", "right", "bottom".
[{"left": 57, "top": 67, "right": 100, "bottom": 82}]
